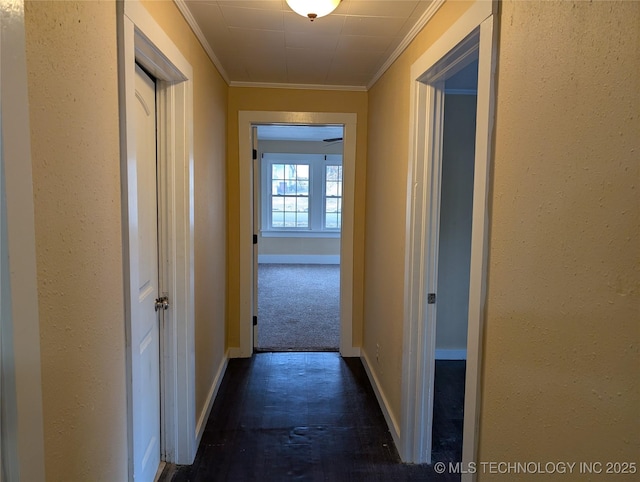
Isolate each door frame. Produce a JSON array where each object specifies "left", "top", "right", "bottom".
[
  {"left": 0, "top": 1, "right": 46, "bottom": 478},
  {"left": 118, "top": 0, "right": 196, "bottom": 474},
  {"left": 237, "top": 111, "right": 358, "bottom": 358},
  {"left": 401, "top": 0, "right": 497, "bottom": 475}
]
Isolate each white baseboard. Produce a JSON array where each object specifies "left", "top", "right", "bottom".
[
  {"left": 258, "top": 254, "right": 340, "bottom": 265},
  {"left": 340, "top": 346, "right": 361, "bottom": 358},
  {"left": 195, "top": 351, "right": 229, "bottom": 446},
  {"left": 360, "top": 350, "right": 401, "bottom": 450},
  {"left": 227, "top": 347, "right": 243, "bottom": 358},
  {"left": 435, "top": 348, "right": 467, "bottom": 360}
]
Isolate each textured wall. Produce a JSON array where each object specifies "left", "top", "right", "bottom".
[
  {"left": 140, "top": 0, "right": 228, "bottom": 423},
  {"left": 478, "top": 0, "right": 640, "bottom": 472},
  {"left": 227, "top": 87, "right": 368, "bottom": 348},
  {"left": 24, "top": 1, "right": 127, "bottom": 479},
  {"left": 365, "top": 0, "right": 474, "bottom": 424}
]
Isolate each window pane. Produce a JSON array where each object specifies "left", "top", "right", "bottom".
[
  {"left": 297, "top": 212, "right": 308, "bottom": 227},
  {"left": 296, "top": 164, "right": 309, "bottom": 179},
  {"left": 297, "top": 181, "right": 309, "bottom": 195},
  {"left": 272, "top": 197, "right": 284, "bottom": 211},
  {"left": 326, "top": 165, "right": 342, "bottom": 181},
  {"left": 325, "top": 215, "right": 337, "bottom": 229},
  {"left": 284, "top": 196, "right": 296, "bottom": 211},
  {"left": 326, "top": 181, "right": 342, "bottom": 197},
  {"left": 272, "top": 211, "right": 284, "bottom": 227},
  {"left": 272, "top": 164, "right": 285, "bottom": 180},
  {"left": 325, "top": 165, "right": 342, "bottom": 230},
  {"left": 269, "top": 162, "right": 310, "bottom": 229}
]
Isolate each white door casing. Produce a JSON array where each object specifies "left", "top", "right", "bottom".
[
  {"left": 132, "top": 64, "right": 161, "bottom": 481},
  {"left": 119, "top": 0, "right": 196, "bottom": 476},
  {"left": 402, "top": 0, "right": 497, "bottom": 476},
  {"left": 237, "top": 111, "right": 358, "bottom": 358},
  {"left": 0, "top": 1, "right": 46, "bottom": 479}
]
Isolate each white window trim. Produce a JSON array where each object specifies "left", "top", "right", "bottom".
[{"left": 260, "top": 152, "right": 342, "bottom": 235}]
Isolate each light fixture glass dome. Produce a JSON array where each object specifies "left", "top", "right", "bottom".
[{"left": 286, "top": 0, "right": 342, "bottom": 21}]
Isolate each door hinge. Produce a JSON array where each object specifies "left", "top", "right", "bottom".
[
  {"left": 253, "top": 316, "right": 258, "bottom": 326},
  {"left": 252, "top": 148, "right": 257, "bottom": 160},
  {"left": 427, "top": 293, "right": 436, "bottom": 304},
  {"left": 253, "top": 234, "right": 258, "bottom": 244}
]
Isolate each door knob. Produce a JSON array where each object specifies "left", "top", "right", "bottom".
[{"left": 154, "top": 296, "right": 169, "bottom": 312}]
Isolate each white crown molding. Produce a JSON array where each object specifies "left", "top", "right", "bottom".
[
  {"left": 367, "top": 0, "right": 446, "bottom": 90},
  {"left": 174, "top": 0, "right": 230, "bottom": 85},
  {"left": 175, "top": 0, "right": 445, "bottom": 92},
  {"left": 229, "top": 80, "right": 367, "bottom": 92}
]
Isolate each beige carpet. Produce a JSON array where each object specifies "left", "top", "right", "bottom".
[{"left": 257, "top": 264, "right": 340, "bottom": 351}]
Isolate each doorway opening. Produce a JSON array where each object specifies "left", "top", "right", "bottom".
[
  {"left": 237, "top": 111, "right": 358, "bottom": 358},
  {"left": 253, "top": 125, "right": 343, "bottom": 352},
  {"left": 401, "top": 1, "right": 496, "bottom": 472},
  {"left": 431, "top": 59, "right": 478, "bottom": 464}
]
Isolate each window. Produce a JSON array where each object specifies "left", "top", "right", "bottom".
[
  {"left": 325, "top": 164, "right": 342, "bottom": 229},
  {"left": 262, "top": 153, "right": 343, "bottom": 235},
  {"left": 270, "top": 163, "right": 309, "bottom": 228}
]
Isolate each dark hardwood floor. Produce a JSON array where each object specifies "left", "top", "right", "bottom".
[{"left": 160, "top": 352, "right": 464, "bottom": 481}]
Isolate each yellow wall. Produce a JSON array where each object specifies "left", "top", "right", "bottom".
[
  {"left": 367, "top": 0, "right": 638, "bottom": 469},
  {"left": 24, "top": 0, "right": 228, "bottom": 478},
  {"left": 227, "top": 87, "right": 368, "bottom": 348},
  {"left": 21, "top": 0, "right": 638, "bottom": 477},
  {"left": 24, "top": 1, "right": 127, "bottom": 479},
  {"left": 140, "top": 0, "right": 228, "bottom": 429},
  {"left": 365, "top": 0, "right": 474, "bottom": 424},
  {"left": 478, "top": 0, "right": 640, "bottom": 470}
]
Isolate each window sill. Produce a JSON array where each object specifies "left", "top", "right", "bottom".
[{"left": 261, "top": 230, "right": 341, "bottom": 239}]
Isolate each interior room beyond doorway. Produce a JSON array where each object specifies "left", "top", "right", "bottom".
[{"left": 254, "top": 125, "right": 343, "bottom": 352}]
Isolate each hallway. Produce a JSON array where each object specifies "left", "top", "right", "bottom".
[{"left": 160, "top": 353, "right": 462, "bottom": 481}]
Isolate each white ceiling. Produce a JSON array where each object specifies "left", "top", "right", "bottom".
[{"left": 178, "top": 0, "right": 440, "bottom": 89}]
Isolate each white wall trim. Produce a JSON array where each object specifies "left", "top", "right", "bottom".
[
  {"left": 341, "top": 346, "right": 361, "bottom": 358},
  {"left": 119, "top": 0, "right": 197, "bottom": 475},
  {"left": 195, "top": 352, "right": 229, "bottom": 446},
  {"left": 361, "top": 350, "right": 401, "bottom": 450},
  {"left": 435, "top": 349, "right": 467, "bottom": 360},
  {"left": 173, "top": 0, "right": 230, "bottom": 85},
  {"left": 238, "top": 111, "right": 358, "bottom": 359},
  {"left": 171, "top": 0, "right": 444, "bottom": 93},
  {"left": 402, "top": 0, "right": 496, "bottom": 472},
  {"left": 0, "top": 1, "right": 46, "bottom": 479},
  {"left": 258, "top": 255, "right": 340, "bottom": 265},
  {"left": 230, "top": 81, "right": 367, "bottom": 92}
]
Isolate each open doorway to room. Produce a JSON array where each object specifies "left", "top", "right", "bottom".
[
  {"left": 238, "top": 110, "right": 357, "bottom": 359},
  {"left": 431, "top": 59, "right": 478, "bottom": 464},
  {"left": 401, "top": 3, "right": 496, "bottom": 471},
  {"left": 254, "top": 125, "right": 343, "bottom": 352}
]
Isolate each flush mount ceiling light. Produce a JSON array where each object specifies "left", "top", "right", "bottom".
[{"left": 286, "top": 0, "right": 342, "bottom": 21}]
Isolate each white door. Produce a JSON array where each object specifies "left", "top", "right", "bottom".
[
  {"left": 133, "top": 64, "right": 161, "bottom": 482},
  {"left": 252, "top": 126, "right": 259, "bottom": 348}
]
